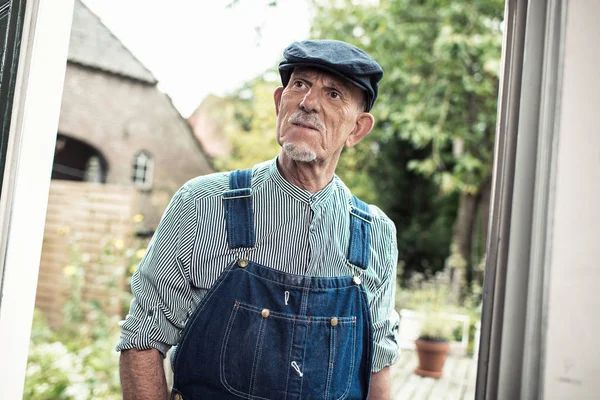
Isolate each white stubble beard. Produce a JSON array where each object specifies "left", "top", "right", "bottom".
[{"left": 282, "top": 142, "right": 318, "bottom": 163}]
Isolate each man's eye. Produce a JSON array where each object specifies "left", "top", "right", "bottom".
[
  {"left": 293, "top": 81, "right": 305, "bottom": 88},
  {"left": 330, "top": 91, "right": 341, "bottom": 99}
]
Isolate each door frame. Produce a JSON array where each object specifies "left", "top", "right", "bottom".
[
  {"left": 0, "top": 0, "right": 74, "bottom": 397},
  {"left": 475, "top": 0, "right": 567, "bottom": 398}
]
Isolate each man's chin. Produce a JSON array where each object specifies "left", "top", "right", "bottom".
[{"left": 283, "top": 144, "right": 318, "bottom": 163}]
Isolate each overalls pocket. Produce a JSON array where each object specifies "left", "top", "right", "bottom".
[{"left": 220, "top": 301, "right": 357, "bottom": 399}]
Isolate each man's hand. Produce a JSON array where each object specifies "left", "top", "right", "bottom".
[
  {"left": 120, "top": 348, "right": 168, "bottom": 400},
  {"left": 369, "top": 366, "right": 392, "bottom": 400}
]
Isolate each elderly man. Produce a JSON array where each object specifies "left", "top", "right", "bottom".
[{"left": 118, "top": 40, "right": 399, "bottom": 400}]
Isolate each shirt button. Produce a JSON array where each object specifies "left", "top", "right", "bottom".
[
  {"left": 174, "top": 394, "right": 182, "bottom": 400},
  {"left": 261, "top": 309, "right": 270, "bottom": 318},
  {"left": 353, "top": 276, "right": 362, "bottom": 285},
  {"left": 330, "top": 317, "right": 338, "bottom": 326},
  {"left": 238, "top": 259, "right": 248, "bottom": 268}
]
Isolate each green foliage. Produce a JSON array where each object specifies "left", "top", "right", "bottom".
[
  {"left": 399, "top": 272, "right": 481, "bottom": 315},
  {"left": 214, "top": 72, "right": 282, "bottom": 171},
  {"left": 398, "top": 271, "right": 482, "bottom": 347},
  {"left": 24, "top": 227, "right": 149, "bottom": 399},
  {"left": 419, "top": 315, "right": 453, "bottom": 342},
  {"left": 400, "top": 275, "right": 455, "bottom": 341},
  {"left": 25, "top": 310, "right": 122, "bottom": 400}
]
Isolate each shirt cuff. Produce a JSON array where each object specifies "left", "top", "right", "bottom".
[
  {"left": 371, "top": 313, "right": 400, "bottom": 372},
  {"left": 115, "top": 312, "right": 173, "bottom": 358}
]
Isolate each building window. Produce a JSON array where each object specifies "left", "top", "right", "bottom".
[{"left": 132, "top": 151, "right": 154, "bottom": 190}]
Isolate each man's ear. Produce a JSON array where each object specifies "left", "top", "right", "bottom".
[
  {"left": 345, "top": 112, "right": 375, "bottom": 148},
  {"left": 273, "top": 86, "right": 284, "bottom": 116}
]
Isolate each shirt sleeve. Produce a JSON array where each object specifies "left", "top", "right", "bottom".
[
  {"left": 370, "top": 219, "right": 400, "bottom": 373},
  {"left": 116, "top": 185, "right": 195, "bottom": 357}
]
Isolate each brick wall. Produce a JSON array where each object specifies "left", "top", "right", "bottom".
[{"left": 36, "top": 180, "right": 137, "bottom": 328}]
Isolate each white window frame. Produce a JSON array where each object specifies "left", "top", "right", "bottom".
[
  {"left": 132, "top": 150, "right": 154, "bottom": 190},
  {"left": 476, "top": 0, "right": 567, "bottom": 399},
  {"left": 0, "top": 0, "right": 74, "bottom": 397}
]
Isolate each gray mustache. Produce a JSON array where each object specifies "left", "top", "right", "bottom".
[{"left": 288, "top": 112, "right": 325, "bottom": 132}]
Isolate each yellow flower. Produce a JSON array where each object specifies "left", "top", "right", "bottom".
[
  {"left": 129, "top": 264, "right": 138, "bottom": 274},
  {"left": 132, "top": 214, "right": 144, "bottom": 223},
  {"left": 135, "top": 248, "right": 147, "bottom": 259},
  {"left": 63, "top": 265, "right": 77, "bottom": 276},
  {"left": 57, "top": 226, "right": 71, "bottom": 235},
  {"left": 113, "top": 239, "right": 125, "bottom": 249}
]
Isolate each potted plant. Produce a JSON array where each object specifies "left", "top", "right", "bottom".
[{"left": 414, "top": 314, "right": 452, "bottom": 378}]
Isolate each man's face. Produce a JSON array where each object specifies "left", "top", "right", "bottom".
[{"left": 274, "top": 67, "right": 369, "bottom": 164}]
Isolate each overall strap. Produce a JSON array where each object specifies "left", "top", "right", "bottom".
[
  {"left": 348, "top": 195, "right": 373, "bottom": 270},
  {"left": 223, "top": 169, "right": 255, "bottom": 249}
]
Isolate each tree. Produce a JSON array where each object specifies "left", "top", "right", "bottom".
[
  {"left": 213, "top": 72, "right": 282, "bottom": 172},
  {"left": 311, "top": 0, "right": 504, "bottom": 299}
]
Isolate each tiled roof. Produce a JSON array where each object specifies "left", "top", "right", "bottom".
[{"left": 68, "top": 0, "right": 157, "bottom": 84}]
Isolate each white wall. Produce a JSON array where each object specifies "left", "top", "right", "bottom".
[{"left": 543, "top": 1, "right": 600, "bottom": 398}]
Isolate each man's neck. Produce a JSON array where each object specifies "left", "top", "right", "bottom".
[{"left": 276, "top": 152, "right": 339, "bottom": 193}]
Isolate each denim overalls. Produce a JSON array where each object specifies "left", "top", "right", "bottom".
[{"left": 170, "top": 169, "right": 374, "bottom": 399}]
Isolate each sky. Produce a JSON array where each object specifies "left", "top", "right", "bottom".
[{"left": 82, "top": 0, "right": 313, "bottom": 117}]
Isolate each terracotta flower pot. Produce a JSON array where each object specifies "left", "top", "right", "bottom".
[{"left": 414, "top": 338, "right": 450, "bottom": 378}]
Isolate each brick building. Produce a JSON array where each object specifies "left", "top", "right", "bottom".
[
  {"left": 187, "top": 94, "right": 233, "bottom": 159},
  {"left": 54, "top": 0, "right": 212, "bottom": 230}
]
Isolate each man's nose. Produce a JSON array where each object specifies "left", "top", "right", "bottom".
[{"left": 299, "top": 88, "right": 320, "bottom": 113}]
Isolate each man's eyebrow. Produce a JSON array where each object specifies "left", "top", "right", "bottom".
[
  {"left": 323, "top": 78, "right": 352, "bottom": 94},
  {"left": 290, "top": 71, "right": 314, "bottom": 81},
  {"left": 291, "top": 70, "right": 352, "bottom": 93}
]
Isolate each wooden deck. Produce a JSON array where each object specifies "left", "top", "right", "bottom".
[{"left": 390, "top": 350, "right": 478, "bottom": 400}]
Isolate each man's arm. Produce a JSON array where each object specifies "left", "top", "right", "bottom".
[
  {"left": 369, "top": 366, "right": 391, "bottom": 400},
  {"left": 120, "top": 349, "right": 168, "bottom": 400},
  {"left": 367, "top": 215, "right": 399, "bottom": 399},
  {"left": 117, "top": 187, "right": 196, "bottom": 398}
]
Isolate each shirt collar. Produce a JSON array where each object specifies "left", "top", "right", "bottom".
[{"left": 268, "top": 157, "right": 337, "bottom": 206}]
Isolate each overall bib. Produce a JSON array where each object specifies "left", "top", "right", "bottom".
[{"left": 171, "top": 169, "right": 374, "bottom": 400}]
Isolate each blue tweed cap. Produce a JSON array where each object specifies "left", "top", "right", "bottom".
[{"left": 278, "top": 40, "right": 383, "bottom": 111}]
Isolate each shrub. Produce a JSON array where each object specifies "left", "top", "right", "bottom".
[{"left": 24, "top": 226, "right": 149, "bottom": 399}]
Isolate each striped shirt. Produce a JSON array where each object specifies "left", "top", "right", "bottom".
[{"left": 117, "top": 157, "right": 400, "bottom": 373}]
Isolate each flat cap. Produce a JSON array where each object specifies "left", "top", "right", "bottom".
[{"left": 278, "top": 40, "right": 383, "bottom": 111}]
